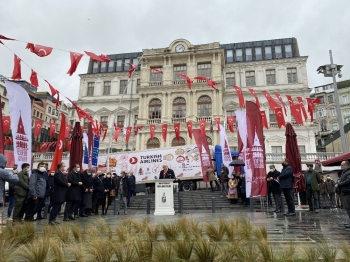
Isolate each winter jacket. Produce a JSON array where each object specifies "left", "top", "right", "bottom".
[
  {"left": 128, "top": 175, "right": 136, "bottom": 191},
  {"left": 115, "top": 176, "right": 130, "bottom": 198},
  {"left": 278, "top": 165, "right": 294, "bottom": 189},
  {"left": 15, "top": 170, "right": 29, "bottom": 197},
  {"left": 92, "top": 176, "right": 105, "bottom": 200},
  {"left": 325, "top": 179, "right": 336, "bottom": 194},
  {"left": 28, "top": 169, "right": 47, "bottom": 199},
  {"left": 303, "top": 169, "right": 321, "bottom": 191},
  {"left": 266, "top": 169, "right": 282, "bottom": 194},
  {"left": 0, "top": 154, "right": 19, "bottom": 203},
  {"left": 159, "top": 169, "right": 176, "bottom": 179},
  {"left": 319, "top": 181, "right": 326, "bottom": 194},
  {"left": 66, "top": 170, "right": 82, "bottom": 201},
  {"left": 338, "top": 168, "right": 350, "bottom": 195},
  {"left": 80, "top": 170, "right": 93, "bottom": 192},
  {"left": 52, "top": 171, "right": 69, "bottom": 203},
  {"left": 103, "top": 178, "right": 115, "bottom": 191},
  {"left": 206, "top": 168, "right": 217, "bottom": 182}
]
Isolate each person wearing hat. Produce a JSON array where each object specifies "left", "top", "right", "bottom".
[{"left": 303, "top": 163, "right": 322, "bottom": 213}]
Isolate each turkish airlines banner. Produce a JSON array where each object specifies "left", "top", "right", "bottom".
[
  {"left": 34, "top": 120, "right": 42, "bottom": 138},
  {"left": 192, "top": 129, "right": 212, "bottom": 182},
  {"left": 6, "top": 80, "right": 32, "bottom": 169},
  {"left": 246, "top": 101, "right": 267, "bottom": 197},
  {"left": 219, "top": 124, "right": 233, "bottom": 178}
]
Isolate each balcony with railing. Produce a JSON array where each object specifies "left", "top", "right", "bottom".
[
  {"left": 147, "top": 119, "right": 162, "bottom": 124},
  {"left": 172, "top": 118, "right": 187, "bottom": 123},
  {"left": 196, "top": 116, "right": 212, "bottom": 122},
  {"left": 172, "top": 80, "right": 186, "bottom": 85},
  {"left": 149, "top": 81, "right": 162, "bottom": 86}
]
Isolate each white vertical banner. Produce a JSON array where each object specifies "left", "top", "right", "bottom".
[
  {"left": 219, "top": 124, "right": 233, "bottom": 178},
  {"left": 6, "top": 81, "right": 32, "bottom": 168},
  {"left": 235, "top": 110, "right": 252, "bottom": 198}
]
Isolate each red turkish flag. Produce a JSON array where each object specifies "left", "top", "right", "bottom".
[
  {"left": 11, "top": 55, "right": 21, "bottom": 80},
  {"left": 291, "top": 104, "right": 303, "bottom": 125},
  {"left": 67, "top": 52, "right": 84, "bottom": 76},
  {"left": 286, "top": 95, "right": 295, "bottom": 107},
  {"left": 260, "top": 111, "right": 268, "bottom": 129},
  {"left": 127, "top": 63, "right": 137, "bottom": 78},
  {"left": 306, "top": 98, "right": 315, "bottom": 121},
  {"left": 274, "top": 107, "right": 286, "bottom": 128},
  {"left": 29, "top": 69, "right": 39, "bottom": 88},
  {"left": 199, "top": 120, "right": 206, "bottom": 137},
  {"left": 26, "top": 43, "right": 53, "bottom": 57},
  {"left": 2, "top": 116, "right": 11, "bottom": 134},
  {"left": 296, "top": 97, "right": 308, "bottom": 120},
  {"left": 194, "top": 76, "right": 218, "bottom": 90},
  {"left": 65, "top": 125, "right": 71, "bottom": 138},
  {"left": 174, "top": 122, "right": 180, "bottom": 142},
  {"left": 151, "top": 68, "right": 163, "bottom": 74},
  {"left": 248, "top": 88, "right": 260, "bottom": 108},
  {"left": 45, "top": 80, "right": 58, "bottom": 97},
  {"left": 274, "top": 93, "right": 287, "bottom": 114},
  {"left": 125, "top": 126, "right": 132, "bottom": 143},
  {"left": 232, "top": 86, "right": 245, "bottom": 107},
  {"left": 150, "top": 125, "right": 156, "bottom": 139},
  {"left": 161, "top": 124, "right": 168, "bottom": 142},
  {"left": 102, "top": 126, "right": 108, "bottom": 142},
  {"left": 261, "top": 91, "right": 280, "bottom": 111},
  {"left": 214, "top": 117, "right": 221, "bottom": 131},
  {"left": 50, "top": 122, "right": 57, "bottom": 138},
  {"left": 113, "top": 127, "right": 122, "bottom": 141},
  {"left": 186, "top": 121, "right": 193, "bottom": 139},
  {"left": 0, "top": 35, "right": 15, "bottom": 40},
  {"left": 84, "top": 51, "right": 111, "bottom": 62},
  {"left": 134, "top": 126, "right": 143, "bottom": 135},
  {"left": 49, "top": 114, "right": 66, "bottom": 173},
  {"left": 177, "top": 74, "right": 193, "bottom": 90},
  {"left": 34, "top": 120, "right": 43, "bottom": 138},
  {"left": 227, "top": 116, "right": 235, "bottom": 133}
]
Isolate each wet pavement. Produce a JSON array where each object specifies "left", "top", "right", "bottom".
[{"left": 2, "top": 207, "right": 349, "bottom": 244}]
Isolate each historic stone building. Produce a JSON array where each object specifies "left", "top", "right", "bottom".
[{"left": 76, "top": 38, "right": 316, "bottom": 154}]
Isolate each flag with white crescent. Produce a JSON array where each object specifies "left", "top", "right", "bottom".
[
  {"left": 174, "top": 122, "right": 180, "bottom": 142},
  {"left": 274, "top": 107, "right": 286, "bottom": 128},
  {"left": 26, "top": 43, "right": 53, "bottom": 57},
  {"left": 11, "top": 55, "right": 21, "bottom": 80},
  {"left": 150, "top": 125, "right": 156, "bottom": 139},
  {"left": 2, "top": 116, "right": 11, "bottom": 134},
  {"left": 199, "top": 119, "right": 206, "bottom": 137},
  {"left": 296, "top": 97, "right": 308, "bottom": 120},
  {"left": 161, "top": 124, "right": 168, "bottom": 142},
  {"left": 49, "top": 114, "right": 66, "bottom": 173},
  {"left": 34, "top": 120, "right": 43, "bottom": 138},
  {"left": 186, "top": 121, "right": 193, "bottom": 139}
]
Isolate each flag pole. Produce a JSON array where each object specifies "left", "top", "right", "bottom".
[
  {"left": 0, "top": 95, "right": 4, "bottom": 154},
  {"left": 106, "top": 55, "right": 143, "bottom": 171}
]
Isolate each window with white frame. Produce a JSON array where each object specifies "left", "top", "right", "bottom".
[
  {"left": 103, "top": 81, "right": 111, "bottom": 96},
  {"left": 235, "top": 49, "right": 242, "bottom": 61},
  {"left": 287, "top": 68, "right": 297, "bottom": 84},
  {"left": 197, "top": 63, "right": 211, "bottom": 78},
  {"left": 245, "top": 48, "right": 252, "bottom": 61},
  {"left": 344, "top": 111, "right": 350, "bottom": 123},
  {"left": 298, "top": 145, "right": 305, "bottom": 153},
  {"left": 318, "top": 108, "right": 326, "bottom": 117},
  {"left": 332, "top": 122, "right": 338, "bottom": 131},
  {"left": 226, "top": 73, "right": 235, "bottom": 87},
  {"left": 226, "top": 50, "right": 233, "bottom": 63},
  {"left": 285, "top": 44, "right": 292, "bottom": 58},
  {"left": 266, "top": 69, "right": 276, "bottom": 85},
  {"left": 342, "top": 95, "right": 349, "bottom": 105},
  {"left": 271, "top": 146, "right": 282, "bottom": 153},
  {"left": 245, "top": 71, "right": 255, "bottom": 86},
  {"left": 320, "top": 121, "right": 328, "bottom": 131},
  {"left": 275, "top": 45, "right": 282, "bottom": 58},
  {"left": 330, "top": 108, "right": 336, "bottom": 116}
]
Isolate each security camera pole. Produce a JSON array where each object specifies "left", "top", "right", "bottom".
[{"left": 317, "top": 50, "right": 346, "bottom": 153}]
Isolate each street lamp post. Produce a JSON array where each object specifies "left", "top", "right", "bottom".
[{"left": 317, "top": 50, "right": 347, "bottom": 153}]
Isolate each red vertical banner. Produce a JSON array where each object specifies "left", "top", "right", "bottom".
[
  {"left": 150, "top": 125, "right": 156, "bottom": 139},
  {"left": 65, "top": 125, "right": 71, "bottom": 138},
  {"left": 30, "top": 69, "right": 39, "bottom": 88},
  {"left": 192, "top": 129, "right": 213, "bottom": 182},
  {"left": 49, "top": 114, "right": 66, "bottom": 173},
  {"left": 34, "top": 120, "right": 43, "bottom": 138},
  {"left": 306, "top": 98, "right": 315, "bottom": 121},
  {"left": 248, "top": 88, "right": 260, "bottom": 108},
  {"left": 261, "top": 90, "right": 280, "bottom": 111},
  {"left": 174, "top": 122, "right": 180, "bottom": 142},
  {"left": 232, "top": 85, "right": 245, "bottom": 107},
  {"left": 274, "top": 93, "right": 287, "bottom": 114},
  {"left": 296, "top": 97, "right": 308, "bottom": 120},
  {"left": 186, "top": 121, "right": 193, "bottom": 139},
  {"left": 49, "top": 122, "right": 56, "bottom": 138},
  {"left": 134, "top": 126, "right": 143, "bottom": 135},
  {"left": 199, "top": 119, "right": 206, "bottom": 137},
  {"left": 125, "top": 126, "right": 132, "bottom": 143},
  {"left": 274, "top": 107, "right": 286, "bottom": 128},
  {"left": 2, "top": 116, "right": 11, "bottom": 134},
  {"left": 11, "top": 54, "right": 21, "bottom": 80},
  {"left": 260, "top": 111, "right": 268, "bottom": 129},
  {"left": 161, "top": 124, "right": 168, "bottom": 142},
  {"left": 214, "top": 117, "right": 221, "bottom": 131},
  {"left": 113, "top": 127, "right": 122, "bottom": 141},
  {"left": 291, "top": 104, "right": 304, "bottom": 125},
  {"left": 227, "top": 116, "right": 235, "bottom": 133},
  {"left": 246, "top": 101, "right": 267, "bottom": 197}
]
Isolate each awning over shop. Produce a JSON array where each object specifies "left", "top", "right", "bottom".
[{"left": 322, "top": 152, "right": 350, "bottom": 166}]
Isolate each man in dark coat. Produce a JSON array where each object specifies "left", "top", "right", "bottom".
[
  {"left": 127, "top": 172, "right": 136, "bottom": 207},
  {"left": 325, "top": 175, "right": 336, "bottom": 208},
  {"left": 303, "top": 163, "right": 322, "bottom": 213},
  {"left": 159, "top": 164, "right": 176, "bottom": 179},
  {"left": 278, "top": 158, "right": 295, "bottom": 216},
  {"left": 49, "top": 162, "right": 71, "bottom": 225},
  {"left": 266, "top": 165, "right": 282, "bottom": 213},
  {"left": 0, "top": 154, "right": 19, "bottom": 206},
  {"left": 64, "top": 163, "right": 82, "bottom": 221},
  {"left": 115, "top": 171, "right": 130, "bottom": 215},
  {"left": 76, "top": 167, "right": 94, "bottom": 217},
  {"left": 36, "top": 162, "right": 50, "bottom": 220},
  {"left": 25, "top": 162, "right": 47, "bottom": 221},
  {"left": 12, "top": 163, "right": 30, "bottom": 222},
  {"left": 92, "top": 171, "right": 105, "bottom": 215},
  {"left": 336, "top": 161, "right": 350, "bottom": 228}
]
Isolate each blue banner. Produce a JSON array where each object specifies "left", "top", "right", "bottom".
[{"left": 92, "top": 135, "right": 100, "bottom": 167}]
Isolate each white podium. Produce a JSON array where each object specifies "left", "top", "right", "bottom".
[{"left": 154, "top": 179, "right": 175, "bottom": 216}]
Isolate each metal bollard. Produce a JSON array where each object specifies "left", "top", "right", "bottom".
[
  {"left": 211, "top": 197, "right": 216, "bottom": 213},
  {"left": 250, "top": 198, "right": 254, "bottom": 212},
  {"left": 146, "top": 198, "right": 151, "bottom": 214},
  {"left": 179, "top": 198, "right": 183, "bottom": 214},
  {"left": 113, "top": 198, "right": 119, "bottom": 215}
]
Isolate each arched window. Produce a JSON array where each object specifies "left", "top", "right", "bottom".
[
  {"left": 206, "top": 136, "right": 212, "bottom": 146},
  {"left": 171, "top": 137, "right": 186, "bottom": 147},
  {"left": 173, "top": 97, "right": 186, "bottom": 119},
  {"left": 149, "top": 99, "right": 162, "bottom": 119},
  {"left": 147, "top": 137, "right": 160, "bottom": 149},
  {"left": 197, "top": 95, "right": 212, "bottom": 117}
]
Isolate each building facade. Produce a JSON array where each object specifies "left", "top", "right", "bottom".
[
  {"left": 77, "top": 38, "right": 317, "bottom": 155},
  {"left": 311, "top": 79, "right": 350, "bottom": 152},
  {"left": 0, "top": 76, "right": 10, "bottom": 117}
]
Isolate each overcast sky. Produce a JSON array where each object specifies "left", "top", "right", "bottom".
[{"left": 1, "top": 0, "right": 349, "bottom": 101}]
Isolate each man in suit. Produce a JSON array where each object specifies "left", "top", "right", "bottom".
[
  {"left": 12, "top": 163, "right": 30, "bottom": 222},
  {"left": 49, "top": 162, "right": 71, "bottom": 225},
  {"left": 303, "top": 163, "right": 322, "bottom": 213},
  {"left": 336, "top": 161, "right": 350, "bottom": 228},
  {"left": 64, "top": 163, "right": 82, "bottom": 221},
  {"left": 278, "top": 158, "right": 295, "bottom": 216},
  {"left": 266, "top": 164, "right": 282, "bottom": 213},
  {"left": 159, "top": 164, "right": 176, "bottom": 179}
]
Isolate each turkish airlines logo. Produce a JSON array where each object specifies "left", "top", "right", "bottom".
[{"left": 129, "top": 157, "right": 138, "bottom": 164}]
